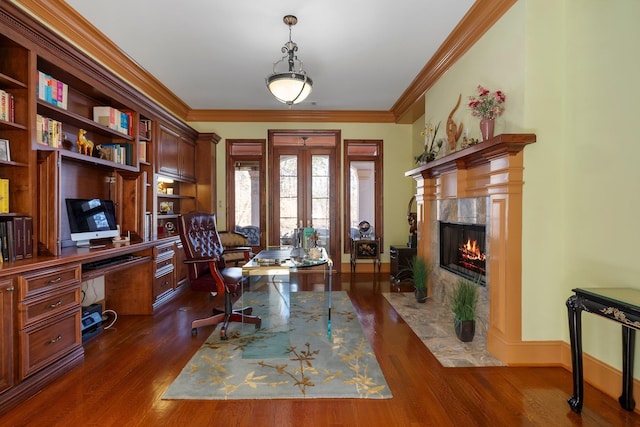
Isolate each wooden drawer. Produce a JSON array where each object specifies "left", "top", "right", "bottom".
[
  {"left": 19, "top": 265, "right": 80, "bottom": 300},
  {"left": 154, "top": 242, "right": 175, "bottom": 259},
  {"left": 155, "top": 255, "right": 174, "bottom": 270},
  {"left": 153, "top": 269, "right": 174, "bottom": 298},
  {"left": 19, "top": 309, "right": 81, "bottom": 379},
  {"left": 19, "top": 285, "right": 81, "bottom": 328}
]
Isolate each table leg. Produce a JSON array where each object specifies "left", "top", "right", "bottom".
[
  {"left": 620, "top": 326, "right": 636, "bottom": 411},
  {"left": 566, "top": 295, "right": 584, "bottom": 413}
]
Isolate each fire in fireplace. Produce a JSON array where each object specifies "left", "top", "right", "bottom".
[{"left": 439, "top": 221, "right": 486, "bottom": 285}]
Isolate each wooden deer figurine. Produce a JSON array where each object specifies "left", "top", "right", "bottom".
[{"left": 76, "top": 129, "right": 94, "bottom": 156}]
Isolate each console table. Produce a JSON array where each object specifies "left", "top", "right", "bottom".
[
  {"left": 350, "top": 238, "right": 381, "bottom": 272},
  {"left": 566, "top": 287, "right": 640, "bottom": 413}
]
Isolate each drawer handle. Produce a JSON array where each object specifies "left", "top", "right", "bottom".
[
  {"left": 47, "top": 300, "right": 62, "bottom": 309},
  {"left": 46, "top": 276, "right": 63, "bottom": 284},
  {"left": 48, "top": 335, "right": 63, "bottom": 344},
  {"left": 164, "top": 281, "right": 169, "bottom": 286}
]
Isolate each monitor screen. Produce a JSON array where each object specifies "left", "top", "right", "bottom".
[{"left": 65, "top": 198, "right": 119, "bottom": 247}]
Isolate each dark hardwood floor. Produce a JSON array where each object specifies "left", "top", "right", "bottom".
[{"left": 1, "top": 273, "right": 638, "bottom": 426}]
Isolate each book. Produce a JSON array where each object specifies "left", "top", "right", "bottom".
[
  {"left": 0, "top": 222, "right": 7, "bottom": 262},
  {"left": 93, "top": 106, "right": 116, "bottom": 129},
  {"left": 5, "top": 220, "right": 14, "bottom": 262},
  {"left": 23, "top": 216, "right": 33, "bottom": 259},
  {"left": 0, "top": 178, "right": 8, "bottom": 213},
  {"left": 12, "top": 216, "right": 24, "bottom": 260}
]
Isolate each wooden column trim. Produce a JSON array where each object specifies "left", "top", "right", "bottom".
[{"left": 407, "top": 134, "right": 535, "bottom": 364}]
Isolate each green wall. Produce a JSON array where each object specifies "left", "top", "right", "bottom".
[
  {"left": 423, "top": 0, "right": 640, "bottom": 375},
  {"left": 188, "top": 121, "right": 414, "bottom": 264}
]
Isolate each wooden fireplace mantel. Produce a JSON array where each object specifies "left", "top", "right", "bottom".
[
  {"left": 405, "top": 132, "right": 538, "bottom": 365},
  {"left": 405, "top": 133, "right": 537, "bottom": 180}
]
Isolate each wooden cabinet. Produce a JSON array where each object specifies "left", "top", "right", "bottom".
[
  {"left": 0, "top": 278, "right": 14, "bottom": 395},
  {"left": 390, "top": 245, "right": 417, "bottom": 284},
  {"left": 158, "top": 124, "right": 196, "bottom": 182},
  {"left": 17, "top": 265, "right": 82, "bottom": 379}
]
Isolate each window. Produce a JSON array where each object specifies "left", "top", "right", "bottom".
[
  {"left": 343, "top": 140, "right": 383, "bottom": 252},
  {"left": 226, "top": 140, "right": 266, "bottom": 248}
]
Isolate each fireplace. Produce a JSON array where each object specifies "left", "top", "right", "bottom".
[{"left": 439, "top": 221, "right": 487, "bottom": 285}]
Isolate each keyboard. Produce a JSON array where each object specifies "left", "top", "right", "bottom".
[{"left": 83, "top": 254, "right": 135, "bottom": 271}]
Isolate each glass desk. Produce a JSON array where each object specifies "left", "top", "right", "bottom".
[{"left": 242, "top": 247, "right": 334, "bottom": 338}]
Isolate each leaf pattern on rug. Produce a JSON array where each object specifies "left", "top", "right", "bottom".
[{"left": 162, "top": 291, "right": 392, "bottom": 400}]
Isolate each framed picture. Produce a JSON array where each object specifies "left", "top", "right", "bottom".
[{"left": 0, "top": 139, "right": 10, "bottom": 162}]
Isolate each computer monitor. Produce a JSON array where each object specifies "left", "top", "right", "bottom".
[{"left": 65, "top": 198, "right": 119, "bottom": 247}]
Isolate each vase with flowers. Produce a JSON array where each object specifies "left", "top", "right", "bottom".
[
  {"left": 467, "top": 85, "right": 506, "bottom": 141},
  {"left": 416, "top": 121, "right": 443, "bottom": 164}
]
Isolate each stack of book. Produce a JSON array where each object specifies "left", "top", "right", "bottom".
[
  {"left": 0, "top": 90, "right": 15, "bottom": 122},
  {"left": 35, "top": 114, "right": 63, "bottom": 147},
  {"left": 96, "top": 143, "right": 133, "bottom": 165},
  {"left": 139, "top": 118, "right": 151, "bottom": 139},
  {"left": 37, "top": 71, "right": 68, "bottom": 109},
  {"left": 93, "top": 106, "right": 132, "bottom": 136},
  {"left": 0, "top": 216, "right": 33, "bottom": 262}
]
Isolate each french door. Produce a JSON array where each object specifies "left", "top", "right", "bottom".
[{"left": 268, "top": 130, "right": 340, "bottom": 267}]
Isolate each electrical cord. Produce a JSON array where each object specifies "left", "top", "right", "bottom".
[{"left": 102, "top": 309, "right": 118, "bottom": 329}]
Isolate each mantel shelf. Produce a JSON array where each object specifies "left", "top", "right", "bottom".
[{"left": 405, "top": 133, "right": 536, "bottom": 180}]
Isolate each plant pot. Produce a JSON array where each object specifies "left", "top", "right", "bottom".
[
  {"left": 414, "top": 287, "right": 427, "bottom": 303},
  {"left": 454, "top": 318, "right": 475, "bottom": 342}
]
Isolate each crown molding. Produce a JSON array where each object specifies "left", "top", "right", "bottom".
[
  {"left": 391, "top": 0, "right": 517, "bottom": 124},
  {"left": 12, "top": 0, "right": 516, "bottom": 125}
]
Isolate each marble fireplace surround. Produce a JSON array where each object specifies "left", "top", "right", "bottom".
[{"left": 406, "top": 134, "right": 536, "bottom": 364}]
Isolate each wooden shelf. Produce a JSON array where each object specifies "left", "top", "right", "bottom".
[
  {"left": 37, "top": 100, "right": 134, "bottom": 141},
  {"left": 405, "top": 134, "right": 537, "bottom": 179}
]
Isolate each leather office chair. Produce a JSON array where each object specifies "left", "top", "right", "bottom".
[{"left": 178, "top": 211, "right": 261, "bottom": 339}]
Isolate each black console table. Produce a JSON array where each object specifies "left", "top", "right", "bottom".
[
  {"left": 350, "top": 238, "right": 381, "bottom": 272},
  {"left": 566, "top": 287, "right": 640, "bottom": 413}
]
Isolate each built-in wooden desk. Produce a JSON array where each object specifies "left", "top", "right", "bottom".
[
  {"left": 0, "top": 235, "right": 183, "bottom": 415},
  {"left": 566, "top": 287, "right": 640, "bottom": 413}
]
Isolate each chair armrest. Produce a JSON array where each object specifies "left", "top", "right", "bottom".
[{"left": 184, "top": 256, "right": 220, "bottom": 264}]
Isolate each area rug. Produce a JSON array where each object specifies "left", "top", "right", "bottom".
[
  {"left": 383, "top": 292, "right": 505, "bottom": 367},
  {"left": 163, "top": 291, "right": 391, "bottom": 400}
]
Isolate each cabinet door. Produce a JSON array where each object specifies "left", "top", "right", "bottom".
[
  {"left": 0, "top": 278, "right": 14, "bottom": 394},
  {"left": 157, "top": 125, "right": 180, "bottom": 178},
  {"left": 179, "top": 138, "right": 196, "bottom": 182},
  {"left": 174, "top": 241, "right": 188, "bottom": 288}
]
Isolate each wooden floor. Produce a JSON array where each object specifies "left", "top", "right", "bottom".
[{"left": 1, "top": 273, "right": 638, "bottom": 426}]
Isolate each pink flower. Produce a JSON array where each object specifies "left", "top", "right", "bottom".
[{"left": 468, "top": 85, "right": 506, "bottom": 120}]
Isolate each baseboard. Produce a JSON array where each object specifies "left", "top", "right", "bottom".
[{"left": 487, "top": 336, "right": 638, "bottom": 412}]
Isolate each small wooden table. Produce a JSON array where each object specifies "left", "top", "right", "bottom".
[
  {"left": 566, "top": 287, "right": 640, "bottom": 413},
  {"left": 350, "top": 238, "right": 381, "bottom": 272}
]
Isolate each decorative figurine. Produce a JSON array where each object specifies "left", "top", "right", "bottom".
[
  {"left": 76, "top": 129, "right": 94, "bottom": 156},
  {"left": 446, "top": 94, "right": 464, "bottom": 152}
]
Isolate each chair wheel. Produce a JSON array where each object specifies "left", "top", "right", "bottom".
[
  {"left": 191, "top": 328, "right": 198, "bottom": 336},
  {"left": 221, "top": 334, "right": 228, "bottom": 340}
]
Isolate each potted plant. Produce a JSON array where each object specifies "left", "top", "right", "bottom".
[
  {"left": 415, "top": 122, "right": 444, "bottom": 164},
  {"left": 408, "top": 256, "right": 429, "bottom": 303},
  {"left": 449, "top": 278, "right": 479, "bottom": 342}
]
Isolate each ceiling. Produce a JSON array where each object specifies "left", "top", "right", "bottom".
[{"left": 62, "top": 0, "right": 475, "bottom": 113}]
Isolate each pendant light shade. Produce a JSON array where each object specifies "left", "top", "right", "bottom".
[{"left": 266, "top": 15, "right": 313, "bottom": 106}]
